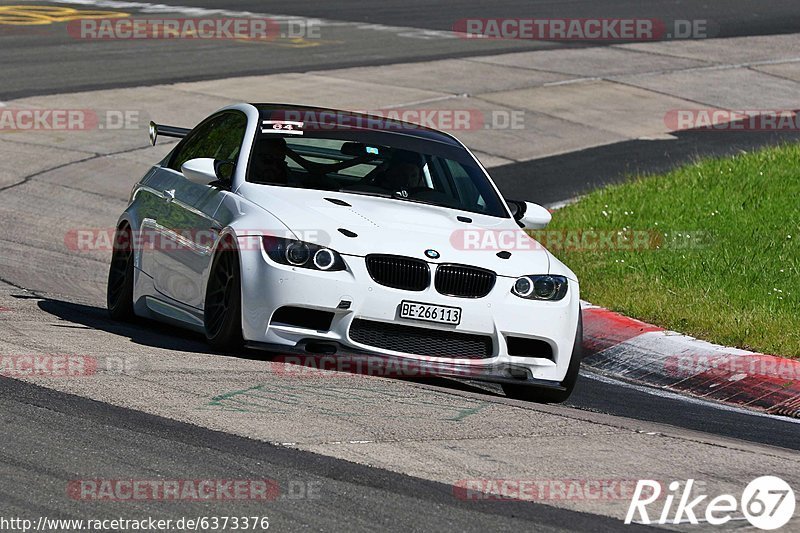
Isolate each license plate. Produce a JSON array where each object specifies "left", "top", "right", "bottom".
[{"left": 399, "top": 301, "right": 461, "bottom": 325}]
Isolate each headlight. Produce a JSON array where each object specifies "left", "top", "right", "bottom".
[
  {"left": 285, "top": 241, "right": 310, "bottom": 266},
  {"left": 313, "top": 248, "right": 336, "bottom": 270},
  {"left": 262, "top": 236, "right": 346, "bottom": 271},
  {"left": 511, "top": 275, "right": 568, "bottom": 300}
]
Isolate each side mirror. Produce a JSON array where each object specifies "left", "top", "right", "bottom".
[
  {"left": 507, "top": 200, "right": 551, "bottom": 229},
  {"left": 181, "top": 158, "right": 234, "bottom": 186},
  {"left": 214, "top": 160, "right": 235, "bottom": 182}
]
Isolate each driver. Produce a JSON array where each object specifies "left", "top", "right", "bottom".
[
  {"left": 374, "top": 150, "right": 425, "bottom": 193},
  {"left": 249, "top": 137, "right": 289, "bottom": 184}
]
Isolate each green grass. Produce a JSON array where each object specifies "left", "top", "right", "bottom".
[{"left": 545, "top": 143, "right": 800, "bottom": 357}]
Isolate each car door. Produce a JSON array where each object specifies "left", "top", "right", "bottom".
[{"left": 149, "top": 111, "right": 248, "bottom": 308}]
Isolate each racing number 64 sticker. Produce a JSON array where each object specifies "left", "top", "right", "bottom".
[{"left": 261, "top": 120, "right": 304, "bottom": 135}]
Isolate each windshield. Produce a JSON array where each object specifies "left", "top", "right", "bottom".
[{"left": 246, "top": 123, "right": 509, "bottom": 218}]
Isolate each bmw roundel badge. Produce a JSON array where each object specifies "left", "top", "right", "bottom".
[{"left": 424, "top": 249, "right": 440, "bottom": 259}]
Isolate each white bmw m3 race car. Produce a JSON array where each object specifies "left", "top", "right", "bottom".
[{"left": 107, "top": 103, "right": 582, "bottom": 402}]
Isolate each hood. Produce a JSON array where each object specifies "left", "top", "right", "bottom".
[{"left": 237, "top": 184, "right": 551, "bottom": 277}]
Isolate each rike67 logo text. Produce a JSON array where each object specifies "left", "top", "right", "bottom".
[{"left": 625, "top": 476, "right": 795, "bottom": 530}]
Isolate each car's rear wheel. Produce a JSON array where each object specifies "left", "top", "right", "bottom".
[
  {"left": 502, "top": 312, "right": 583, "bottom": 404},
  {"left": 204, "top": 237, "right": 244, "bottom": 350},
  {"left": 107, "top": 224, "right": 135, "bottom": 320}
]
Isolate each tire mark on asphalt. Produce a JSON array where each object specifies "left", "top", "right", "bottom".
[
  {"left": 0, "top": 276, "right": 40, "bottom": 294},
  {"left": 0, "top": 143, "right": 151, "bottom": 194},
  {"left": 202, "top": 382, "right": 493, "bottom": 421},
  {"left": 0, "top": 136, "right": 99, "bottom": 156}
]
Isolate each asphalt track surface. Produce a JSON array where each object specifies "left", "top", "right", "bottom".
[
  {"left": 22, "top": 295, "right": 800, "bottom": 452},
  {"left": 0, "top": 376, "right": 657, "bottom": 533},
  {"left": 2, "top": 1, "right": 800, "bottom": 531},
  {"left": 154, "top": 0, "right": 800, "bottom": 37},
  {"left": 492, "top": 126, "right": 800, "bottom": 204},
  {"left": 2, "top": 0, "right": 800, "bottom": 99}
]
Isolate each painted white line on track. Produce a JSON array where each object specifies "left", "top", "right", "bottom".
[
  {"left": 581, "top": 370, "right": 800, "bottom": 424},
  {"left": 543, "top": 77, "right": 601, "bottom": 87}
]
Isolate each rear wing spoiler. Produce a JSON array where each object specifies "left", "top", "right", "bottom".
[{"left": 149, "top": 121, "right": 190, "bottom": 146}]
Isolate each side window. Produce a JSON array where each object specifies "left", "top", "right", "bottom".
[
  {"left": 168, "top": 111, "right": 247, "bottom": 171},
  {"left": 444, "top": 158, "right": 487, "bottom": 211}
]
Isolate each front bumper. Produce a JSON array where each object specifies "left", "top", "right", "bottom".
[{"left": 238, "top": 236, "right": 581, "bottom": 384}]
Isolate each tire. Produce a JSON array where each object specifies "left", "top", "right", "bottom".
[
  {"left": 204, "top": 237, "right": 244, "bottom": 350},
  {"left": 107, "top": 224, "right": 135, "bottom": 320},
  {"left": 502, "top": 312, "right": 583, "bottom": 404}
]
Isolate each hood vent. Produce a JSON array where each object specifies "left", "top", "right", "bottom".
[{"left": 325, "top": 197, "right": 351, "bottom": 207}]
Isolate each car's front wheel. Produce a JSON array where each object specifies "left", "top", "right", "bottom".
[
  {"left": 204, "top": 237, "right": 244, "bottom": 350},
  {"left": 107, "top": 223, "right": 135, "bottom": 320},
  {"left": 502, "top": 312, "right": 583, "bottom": 403}
]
